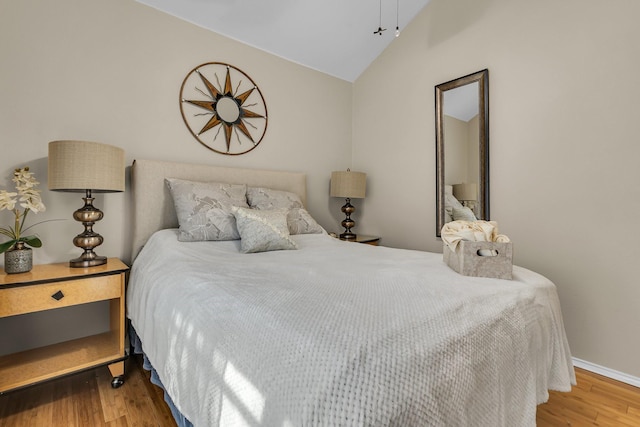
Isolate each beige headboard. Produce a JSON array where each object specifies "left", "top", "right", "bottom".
[{"left": 131, "top": 159, "right": 307, "bottom": 260}]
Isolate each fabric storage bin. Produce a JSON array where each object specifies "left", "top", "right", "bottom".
[{"left": 443, "top": 241, "right": 513, "bottom": 280}]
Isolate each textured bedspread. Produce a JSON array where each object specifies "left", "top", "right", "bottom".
[{"left": 127, "top": 230, "right": 574, "bottom": 427}]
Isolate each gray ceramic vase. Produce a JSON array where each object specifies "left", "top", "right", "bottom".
[{"left": 4, "top": 243, "right": 33, "bottom": 274}]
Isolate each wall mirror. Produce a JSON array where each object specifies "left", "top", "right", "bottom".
[{"left": 435, "top": 69, "right": 489, "bottom": 237}]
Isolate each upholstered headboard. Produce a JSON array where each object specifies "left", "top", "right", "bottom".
[{"left": 131, "top": 159, "right": 307, "bottom": 260}]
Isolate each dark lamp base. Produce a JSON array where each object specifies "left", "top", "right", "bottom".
[
  {"left": 339, "top": 198, "right": 358, "bottom": 241},
  {"left": 69, "top": 255, "right": 107, "bottom": 268}
]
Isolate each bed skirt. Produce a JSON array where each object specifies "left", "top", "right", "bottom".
[{"left": 130, "top": 326, "right": 193, "bottom": 427}]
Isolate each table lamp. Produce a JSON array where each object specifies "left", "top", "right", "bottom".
[
  {"left": 330, "top": 169, "right": 366, "bottom": 240},
  {"left": 48, "top": 140, "right": 125, "bottom": 267}
]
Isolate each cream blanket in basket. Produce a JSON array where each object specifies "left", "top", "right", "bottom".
[
  {"left": 442, "top": 220, "right": 511, "bottom": 251},
  {"left": 127, "top": 230, "right": 574, "bottom": 427}
]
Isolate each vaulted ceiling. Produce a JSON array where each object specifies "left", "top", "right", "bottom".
[{"left": 136, "top": 0, "right": 432, "bottom": 82}]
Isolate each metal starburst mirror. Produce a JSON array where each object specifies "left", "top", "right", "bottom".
[{"left": 180, "top": 62, "right": 268, "bottom": 155}]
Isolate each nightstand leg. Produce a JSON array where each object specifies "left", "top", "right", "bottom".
[
  {"left": 108, "top": 360, "right": 125, "bottom": 388},
  {"left": 108, "top": 360, "right": 124, "bottom": 377}
]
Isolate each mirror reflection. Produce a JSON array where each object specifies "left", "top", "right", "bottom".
[
  {"left": 435, "top": 69, "right": 489, "bottom": 237},
  {"left": 216, "top": 96, "right": 241, "bottom": 123}
]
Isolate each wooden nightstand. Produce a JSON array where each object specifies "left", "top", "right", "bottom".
[
  {"left": 332, "top": 234, "right": 380, "bottom": 246},
  {"left": 0, "top": 258, "right": 129, "bottom": 393},
  {"left": 352, "top": 235, "right": 380, "bottom": 246}
]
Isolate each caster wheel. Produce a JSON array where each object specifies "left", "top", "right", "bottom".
[{"left": 111, "top": 376, "right": 125, "bottom": 389}]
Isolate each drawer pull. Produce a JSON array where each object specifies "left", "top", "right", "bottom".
[{"left": 51, "top": 290, "right": 65, "bottom": 301}]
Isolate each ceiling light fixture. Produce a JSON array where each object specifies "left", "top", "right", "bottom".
[
  {"left": 373, "top": 0, "right": 386, "bottom": 35},
  {"left": 395, "top": 0, "right": 401, "bottom": 37},
  {"left": 373, "top": 0, "right": 400, "bottom": 37}
]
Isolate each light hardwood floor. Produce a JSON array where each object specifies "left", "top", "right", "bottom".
[
  {"left": 1, "top": 359, "right": 639, "bottom": 426},
  {"left": 537, "top": 368, "right": 640, "bottom": 426},
  {"left": 0, "top": 355, "right": 175, "bottom": 427}
]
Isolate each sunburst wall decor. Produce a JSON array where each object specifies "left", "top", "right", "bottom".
[{"left": 179, "top": 62, "right": 268, "bottom": 155}]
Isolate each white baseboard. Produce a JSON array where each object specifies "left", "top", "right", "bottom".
[{"left": 573, "top": 357, "right": 640, "bottom": 388}]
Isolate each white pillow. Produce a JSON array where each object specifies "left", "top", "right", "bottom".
[
  {"left": 452, "top": 206, "right": 477, "bottom": 221},
  {"left": 165, "top": 178, "right": 248, "bottom": 242},
  {"left": 232, "top": 207, "right": 298, "bottom": 253},
  {"left": 286, "top": 208, "right": 325, "bottom": 235},
  {"left": 247, "top": 187, "right": 303, "bottom": 210},
  {"left": 445, "top": 211, "right": 453, "bottom": 223},
  {"left": 247, "top": 187, "right": 324, "bottom": 235},
  {"left": 444, "top": 193, "right": 464, "bottom": 217}
]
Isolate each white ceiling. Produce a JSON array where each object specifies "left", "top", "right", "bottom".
[
  {"left": 444, "top": 82, "right": 479, "bottom": 122},
  {"left": 136, "top": 0, "right": 432, "bottom": 82}
]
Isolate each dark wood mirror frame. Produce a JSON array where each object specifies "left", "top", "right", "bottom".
[{"left": 435, "top": 69, "right": 489, "bottom": 237}]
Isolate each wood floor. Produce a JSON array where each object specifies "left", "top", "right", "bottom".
[
  {"left": 0, "top": 355, "right": 176, "bottom": 427},
  {"left": 1, "top": 358, "right": 639, "bottom": 426},
  {"left": 537, "top": 369, "right": 640, "bottom": 426}
]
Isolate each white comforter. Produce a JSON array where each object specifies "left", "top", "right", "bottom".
[{"left": 127, "top": 230, "right": 574, "bottom": 427}]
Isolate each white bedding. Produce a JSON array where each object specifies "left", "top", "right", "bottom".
[{"left": 127, "top": 229, "right": 574, "bottom": 427}]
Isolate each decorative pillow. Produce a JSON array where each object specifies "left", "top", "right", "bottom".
[
  {"left": 232, "top": 207, "right": 298, "bottom": 253},
  {"left": 444, "top": 193, "right": 464, "bottom": 217},
  {"left": 445, "top": 211, "right": 453, "bottom": 223},
  {"left": 286, "top": 208, "right": 325, "bottom": 235},
  {"left": 165, "top": 178, "right": 248, "bottom": 242},
  {"left": 452, "top": 206, "right": 477, "bottom": 221},
  {"left": 247, "top": 186, "right": 324, "bottom": 235},
  {"left": 247, "top": 187, "right": 303, "bottom": 210}
]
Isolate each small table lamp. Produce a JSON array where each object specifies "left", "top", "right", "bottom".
[
  {"left": 453, "top": 183, "right": 477, "bottom": 211},
  {"left": 48, "top": 140, "right": 125, "bottom": 268},
  {"left": 330, "top": 169, "right": 366, "bottom": 240}
]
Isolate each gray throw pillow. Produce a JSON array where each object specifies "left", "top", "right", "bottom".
[
  {"left": 232, "top": 207, "right": 298, "bottom": 253},
  {"left": 166, "top": 178, "right": 248, "bottom": 241},
  {"left": 247, "top": 187, "right": 324, "bottom": 235}
]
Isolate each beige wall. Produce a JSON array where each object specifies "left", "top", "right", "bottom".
[
  {"left": 0, "top": 0, "right": 351, "bottom": 352},
  {"left": 467, "top": 114, "right": 479, "bottom": 189},
  {"left": 443, "top": 114, "right": 479, "bottom": 188},
  {"left": 0, "top": 0, "right": 352, "bottom": 266},
  {"left": 353, "top": 0, "right": 640, "bottom": 377},
  {"left": 443, "top": 115, "right": 469, "bottom": 184}
]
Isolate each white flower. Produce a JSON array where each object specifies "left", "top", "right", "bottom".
[
  {"left": 10, "top": 167, "right": 46, "bottom": 213},
  {"left": 18, "top": 188, "right": 45, "bottom": 213},
  {"left": 13, "top": 168, "right": 39, "bottom": 191},
  {"left": 0, "top": 190, "right": 17, "bottom": 211}
]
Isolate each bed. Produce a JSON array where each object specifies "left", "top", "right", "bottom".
[{"left": 126, "top": 159, "right": 575, "bottom": 427}]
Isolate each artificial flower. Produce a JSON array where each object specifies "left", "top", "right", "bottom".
[{"left": 0, "top": 167, "right": 47, "bottom": 253}]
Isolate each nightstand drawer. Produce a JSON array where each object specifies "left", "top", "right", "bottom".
[{"left": 0, "top": 275, "right": 122, "bottom": 317}]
